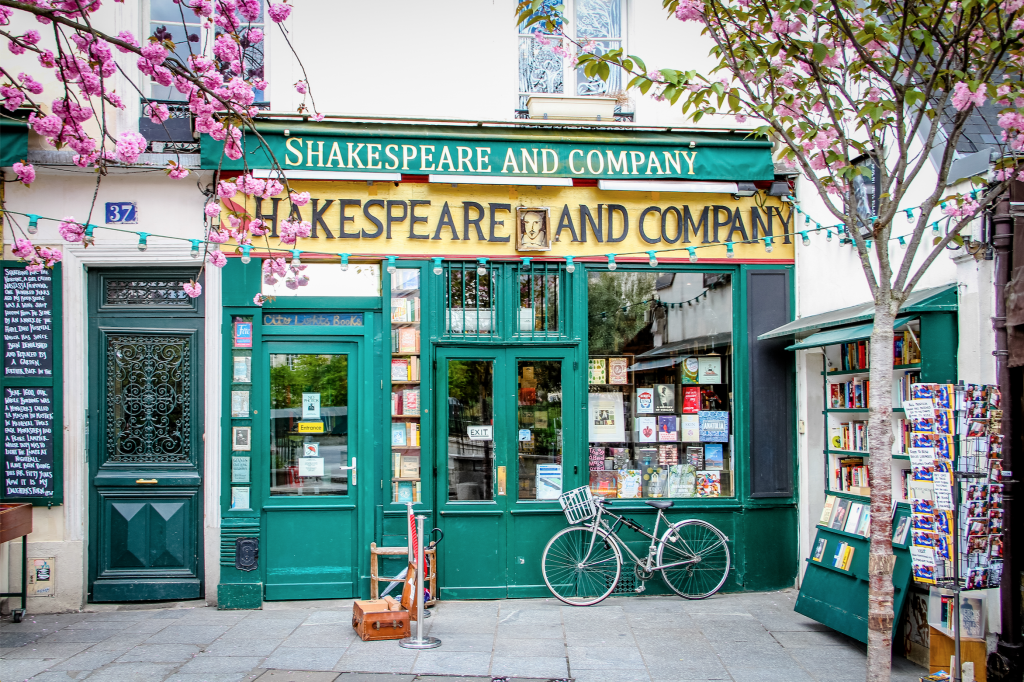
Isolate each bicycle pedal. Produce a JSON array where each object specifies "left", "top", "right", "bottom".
[{"left": 635, "top": 583, "right": 646, "bottom": 593}]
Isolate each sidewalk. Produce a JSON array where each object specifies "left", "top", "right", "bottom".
[{"left": 1, "top": 589, "right": 926, "bottom": 682}]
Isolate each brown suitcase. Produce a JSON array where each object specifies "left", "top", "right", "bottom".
[{"left": 352, "top": 599, "right": 410, "bottom": 641}]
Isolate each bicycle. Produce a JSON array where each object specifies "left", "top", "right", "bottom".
[{"left": 541, "top": 486, "right": 731, "bottom": 606}]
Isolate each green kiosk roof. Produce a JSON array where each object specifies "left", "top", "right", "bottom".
[{"left": 784, "top": 316, "right": 918, "bottom": 351}]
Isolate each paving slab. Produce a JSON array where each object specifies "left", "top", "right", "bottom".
[{"left": 255, "top": 671, "right": 340, "bottom": 681}]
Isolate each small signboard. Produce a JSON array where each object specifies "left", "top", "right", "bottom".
[
  {"left": 297, "top": 421, "right": 324, "bottom": 433},
  {"left": 468, "top": 425, "right": 493, "bottom": 441},
  {"left": 104, "top": 202, "right": 137, "bottom": 224}
]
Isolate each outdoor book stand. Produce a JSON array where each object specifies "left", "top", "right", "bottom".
[{"left": 0, "top": 503, "right": 32, "bottom": 623}]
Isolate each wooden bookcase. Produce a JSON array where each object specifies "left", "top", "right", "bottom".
[
  {"left": 794, "top": 311, "right": 958, "bottom": 643},
  {"left": 389, "top": 268, "right": 424, "bottom": 504}
]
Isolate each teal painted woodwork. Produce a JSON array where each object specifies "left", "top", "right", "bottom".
[
  {"left": 265, "top": 508, "right": 357, "bottom": 599},
  {"left": 919, "top": 312, "right": 958, "bottom": 383},
  {"left": 87, "top": 268, "right": 204, "bottom": 602},
  {"left": 218, "top": 582, "right": 263, "bottom": 609}
]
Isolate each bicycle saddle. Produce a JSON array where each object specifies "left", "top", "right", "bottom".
[{"left": 644, "top": 500, "right": 674, "bottom": 509}]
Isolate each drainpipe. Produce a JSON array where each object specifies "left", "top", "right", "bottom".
[{"left": 991, "top": 187, "right": 1021, "bottom": 680}]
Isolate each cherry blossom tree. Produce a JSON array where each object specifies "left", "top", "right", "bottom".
[
  {"left": 517, "top": 0, "right": 1023, "bottom": 679},
  {"left": 0, "top": 0, "right": 318, "bottom": 296}
]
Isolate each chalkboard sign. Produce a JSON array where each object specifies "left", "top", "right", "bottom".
[
  {"left": 4, "top": 268, "right": 54, "bottom": 377},
  {"left": 4, "top": 386, "right": 55, "bottom": 498}
]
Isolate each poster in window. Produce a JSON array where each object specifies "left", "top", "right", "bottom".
[
  {"left": 232, "top": 426, "right": 251, "bottom": 451},
  {"left": 608, "top": 358, "right": 629, "bottom": 385},
  {"left": 231, "top": 390, "right": 250, "bottom": 418},
  {"left": 302, "top": 393, "right": 321, "bottom": 420},
  {"left": 588, "top": 392, "right": 626, "bottom": 443},
  {"left": 232, "top": 355, "right": 252, "bottom": 383},
  {"left": 697, "top": 356, "right": 723, "bottom": 384},
  {"left": 588, "top": 359, "right": 607, "bottom": 384}
]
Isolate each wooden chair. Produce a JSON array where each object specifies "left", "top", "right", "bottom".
[{"left": 369, "top": 542, "right": 437, "bottom": 606}]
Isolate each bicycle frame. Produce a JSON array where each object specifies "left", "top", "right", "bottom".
[{"left": 582, "top": 503, "right": 699, "bottom": 573}]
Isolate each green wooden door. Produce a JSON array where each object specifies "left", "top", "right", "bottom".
[
  {"left": 436, "top": 347, "right": 575, "bottom": 598},
  {"left": 88, "top": 270, "right": 204, "bottom": 602},
  {"left": 262, "top": 341, "right": 361, "bottom": 600}
]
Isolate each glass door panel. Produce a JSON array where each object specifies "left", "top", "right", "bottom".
[
  {"left": 446, "top": 359, "right": 495, "bottom": 501},
  {"left": 269, "top": 353, "right": 350, "bottom": 496},
  {"left": 517, "top": 360, "right": 563, "bottom": 500}
]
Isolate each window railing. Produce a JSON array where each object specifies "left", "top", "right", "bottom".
[{"left": 139, "top": 99, "right": 270, "bottom": 154}]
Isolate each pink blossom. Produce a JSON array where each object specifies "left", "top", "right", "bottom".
[
  {"left": 313, "top": 113, "right": 325, "bottom": 122},
  {"left": 141, "top": 41, "right": 168, "bottom": 64},
  {"left": 12, "top": 162, "right": 35, "bottom": 185},
  {"left": 253, "top": 79, "right": 269, "bottom": 91},
  {"left": 217, "top": 180, "right": 238, "bottom": 198},
  {"left": 145, "top": 102, "right": 170, "bottom": 123},
  {"left": 674, "top": 0, "right": 704, "bottom": 21},
  {"left": 263, "top": 179, "right": 284, "bottom": 198},
  {"left": 250, "top": 219, "right": 268, "bottom": 236},
  {"left": 278, "top": 219, "right": 311, "bottom": 245},
  {"left": 115, "top": 131, "right": 148, "bottom": 164},
  {"left": 183, "top": 281, "right": 203, "bottom": 298},
  {"left": 208, "top": 250, "right": 228, "bottom": 267},
  {"left": 29, "top": 113, "right": 62, "bottom": 137},
  {"left": 735, "top": 114, "right": 747, "bottom": 123},
  {"left": 268, "top": 2, "right": 292, "bottom": 22},
  {"left": 0, "top": 85, "right": 24, "bottom": 111},
  {"left": 952, "top": 81, "right": 987, "bottom": 111},
  {"left": 167, "top": 162, "right": 189, "bottom": 179},
  {"left": 205, "top": 203, "right": 222, "bottom": 217},
  {"left": 253, "top": 293, "right": 265, "bottom": 306},
  {"left": 18, "top": 73, "right": 44, "bottom": 95},
  {"left": 943, "top": 198, "right": 980, "bottom": 218},
  {"left": 534, "top": 33, "right": 551, "bottom": 46},
  {"left": 295, "top": 80, "right": 308, "bottom": 94},
  {"left": 9, "top": 39, "right": 26, "bottom": 55},
  {"left": 248, "top": 28, "right": 264, "bottom": 43},
  {"left": 867, "top": 87, "right": 881, "bottom": 102},
  {"left": 290, "top": 191, "right": 310, "bottom": 206},
  {"left": 208, "top": 229, "right": 230, "bottom": 244},
  {"left": 58, "top": 217, "right": 86, "bottom": 243}
]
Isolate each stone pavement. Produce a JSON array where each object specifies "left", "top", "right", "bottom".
[{"left": 1, "top": 589, "right": 926, "bottom": 682}]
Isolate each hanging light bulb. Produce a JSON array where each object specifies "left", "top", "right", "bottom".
[
  {"left": 687, "top": 248, "right": 698, "bottom": 263},
  {"left": 606, "top": 255, "right": 617, "bottom": 271},
  {"left": 84, "top": 224, "right": 95, "bottom": 246},
  {"left": 137, "top": 232, "right": 149, "bottom": 252},
  {"left": 291, "top": 250, "right": 302, "bottom": 267},
  {"left": 804, "top": 213, "right": 810, "bottom": 225},
  {"left": 726, "top": 242, "right": 735, "bottom": 258},
  {"left": 898, "top": 236, "right": 908, "bottom": 249},
  {"left": 477, "top": 258, "right": 488, "bottom": 276},
  {"left": 189, "top": 240, "right": 200, "bottom": 258},
  {"left": 801, "top": 231, "right": 810, "bottom": 246},
  {"left": 905, "top": 208, "right": 914, "bottom": 223},
  {"left": 865, "top": 239, "right": 873, "bottom": 249},
  {"left": 647, "top": 251, "right": 658, "bottom": 268},
  {"left": 340, "top": 253, "right": 350, "bottom": 272},
  {"left": 932, "top": 222, "right": 940, "bottom": 235},
  {"left": 386, "top": 255, "right": 397, "bottom": 274},
  {"left": 763, "top": 236, "right": 773, "bottom": 253},
  {"left": 432, "top": 257, "right": 443, "bottom": 276},
  {"left": 240, "top": 245, "right": 252, "bottom": 264},
  {"left": 27, "top": 214, "right": 39, "bottom": 235},
  {"left": 826, "top": 229, "right": 833, "bottom": 242},
  {"left": 565, "top": 256, "right": 575, "bottom": 273},
  {"left": 521, "top": 257, "right": 532, "bottom": 271}
]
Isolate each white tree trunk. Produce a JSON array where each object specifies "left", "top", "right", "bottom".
[{"left": 866, "top": 301, "right": 898, "bottom": 682}]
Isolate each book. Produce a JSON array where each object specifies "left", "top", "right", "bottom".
[
  {"left": 397, "top": 328, "right": 419, "bottom": 353},
  {"left": 589, "top": 359, "right": 607, "bottom": 384},
  {"left": 680, "top": 414, "right": 700, "bottom": 442},
  {"left": 682, "top": 386, "right": 701, "bottom": 413},
  {"left": 667, "top": 464, "right": 696, "bottom": 497},
  {"left": 681, "top": 357, "right": 699, "bottom": 384},
  {"left": 399, "top": 455, "right": 420, "bottom": 479},
  {"left": 636, "top": 387, "right": 655, "bottom": 414},
  {"left": 391, "top": 358, "right": 410, "bottom": 381},
  {"left": 391, "top": 422, "right": 407, "bottom": 447},
  {"left": 657, "top": 415, "right": 678, "bottom": 441},
  {"left": 685, "top": 446, "right": 704, "bottom": 469},
  {"left": 617, "top": 469, "right": 642, "bottom": 498},
  {"left": 608, "top": 357, "right": 629, "bottom": 385},
  {"left": 820, "top": 496, "right": 837, "bottom": 525},
  {"left": 589, "top": 470, "right": 618, "bottom": 498},
  {"left": 695, "top": 471, "right": 721, "bottom": 497},
  {"left": 830, "top": 498, "right": 852, "bottom": 530},
  {"left": 703, "top": 443, "right": 724, "bottom": 470},
  {"left": 654, "top": 384, "right": 676, "bottom": 412},
  {"left": 396, "top": 480, "right": 414, "bottom": 503},
  {"left": 636, "top": 416, "right": 657, "bottom": 442},
  {"left": 698, "top": 411, "right": 729, "bottom": 442},
  {"left": 639, "top": 446, "right": 661, "bottom": 466},
  {"left": 588, "top": 446, "right": 606, "bottom": 471},
  {"left": 610, "top": 447, "right": 631, "bottom": 469},
  {"left": 855, "top": 508, "right": 871, "bottom": 536},
  {"left": 893, "top": 516, "right": 911, "bottom": 544},
  {"left": 812, "top": 538, "right": 828, "bottom": 562},
  {"left": 403, "top": 389, "right": 420, "bottom": 416},
  {"left": 844, "top": 503, "right": 864, "bottom": 534},
  {"left": 697, "top": 356, "right": 723, "bottom": 384}
]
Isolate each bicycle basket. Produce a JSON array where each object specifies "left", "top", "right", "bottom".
[{"left": 559, "top": 486, "right": 598, "bottom": 525}]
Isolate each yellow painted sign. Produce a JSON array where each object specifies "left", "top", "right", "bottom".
[
  {"left": 223, "top": 181, "right": 795, "bottom": 261},
  {"left": 297, "top": 422, "right": 324, "bottom": 433}
]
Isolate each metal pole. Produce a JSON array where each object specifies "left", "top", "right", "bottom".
[{"left": 399, "top": 515, "right": 440, "bottom": 649}]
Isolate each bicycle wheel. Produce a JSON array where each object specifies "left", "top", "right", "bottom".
[
  {"left": 542, "top": 525, "right": 622, "bottom": 606},
  {"left": 657, "top": 519, "right": 731, "bottom": 599}
]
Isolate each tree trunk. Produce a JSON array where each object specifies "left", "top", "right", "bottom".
[{"left": 866, "top": 301, "right": 897, "bottom": 682}]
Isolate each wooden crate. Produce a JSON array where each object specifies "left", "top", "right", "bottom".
[
  {"left": 928, "top": 626, "right": 986, "bottom": 682},
  {"left": 370, "top": 542, "right": 436, "bottom": 606},
  {"left": 0, "top": 503, "right": 32, "bottom": 545}
]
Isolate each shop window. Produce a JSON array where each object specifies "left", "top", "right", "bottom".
[
  {"left": 447, "top": 360, "right": 495, "bottom": 501},
  {"left": 850, "top": 155, "right": 880, "bottom": 234},
  {"left": 518, "top": 360, "right": 564, "bottom": 500},
  {"left": 390, "top": 268, "right": 423, "bottom": 504},
  {"left": 444, "top": 261, "right": 498, "bottom": 337},
  {"left": 269, "top": 353, "right": 349, "bottom": 496},
  {"left": 517, "top": 0, "right": 625, "bottom": 109},
  {"left": 516, "top": 262, "right": 562, "bottom": 336},
  {"left": 261, "top": 263, "right": 381, "bottom": 298},
  {"left": 587, "top": 270, "right": 735, "bottom": 499}
]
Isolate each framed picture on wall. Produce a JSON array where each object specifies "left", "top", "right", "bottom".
[{"left": 232, "top": 426, "right": 251, "bottom": 452}]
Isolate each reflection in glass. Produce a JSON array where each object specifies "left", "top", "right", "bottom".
[
  {"left": 445, "top": 264, "right": 496, "bottom": 334},
  {"left": 262, "top": 263, "right": 381, "bottom": 298},
  {"left": 519, "top": 270, "right": 559, "bottom": 333},
  {"left": 447, "top": 360, "right": 494, "bottom": 501},
  {"left": 518, "top": 361, "right": 563, "bottom": 500},
  {"left": 269, "top": 354, "right": 349, "bottom": 496}
]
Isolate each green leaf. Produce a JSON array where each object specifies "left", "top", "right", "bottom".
[
  {"left": 812, "top": 43, "right": 828, "bottom": 62},
  {"left": 597, "top": 61, "right": 610, "bottom": 81},
  {"left": 629, "top": 54, "right": 646, "bottom": 72},
  {"left": 622, "top": 59, "right": 633, "bottom": 72}
]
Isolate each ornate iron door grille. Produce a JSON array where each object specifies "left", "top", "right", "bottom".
[{"left": 106, "top": 335, "right": 191, "bottom": 464}]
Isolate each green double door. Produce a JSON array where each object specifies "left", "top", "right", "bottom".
[{"left": 436, "top": 346, "right": 577, "bottom": 599}]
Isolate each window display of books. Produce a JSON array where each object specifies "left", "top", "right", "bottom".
[
  {"left": 391, "top": 268, "right": 423, "bottom": 504},
  {"left": 586, "top": 353, "right": 732, "bottom": 498}
]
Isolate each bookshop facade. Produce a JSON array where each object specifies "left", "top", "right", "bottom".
[{"left": 211, "top": 121, "right": 801, "bottom": 607}]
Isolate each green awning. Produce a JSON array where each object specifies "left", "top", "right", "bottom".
[
  {"left": 785, "top": 316, "right": 919, "bottom": 351},
  {"left": 758, "top": 283, "right": 957, "bottom": 341},
  {"left": 0, "top": 119, "right": 28, "bottom": 167},
  {"left": 202, "top": 119, "right": 776, "bottom": 181}
]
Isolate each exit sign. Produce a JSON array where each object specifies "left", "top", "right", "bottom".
[{"left": 105, "top": 202, "right": 137, "bottom": 224}]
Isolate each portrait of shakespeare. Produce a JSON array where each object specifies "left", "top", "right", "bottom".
[{"left": 517, "top": 207, "right": 551, "bottom": 251}]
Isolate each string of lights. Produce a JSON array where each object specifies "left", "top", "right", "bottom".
[{"left": 0, "top": 190, "right": 980, "bottom": 272}]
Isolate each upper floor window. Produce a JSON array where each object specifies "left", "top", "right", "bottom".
[{"left": 518, "top": 0, "right": 625, "bottom": 109}]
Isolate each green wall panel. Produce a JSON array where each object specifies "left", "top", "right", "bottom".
[{"left": 920, "top": 312, "right": 958, "bottom": 384}]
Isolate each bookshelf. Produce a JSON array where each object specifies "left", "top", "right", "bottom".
[
  {"left": 795, "top": 311, "right": 959, "bottom": 644},
  {"left": 390, "top": 268, "right": 423, "bottom": 504}
]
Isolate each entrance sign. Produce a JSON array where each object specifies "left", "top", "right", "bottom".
[
  {"left": 467, "top": 425, "right": 493, "bottom": 441},
  {"left": 297, "top": 421, "right": 324, "bottom": 433},
  {"left": 222, "top": 183, "right": 794, "bottom": 261}
]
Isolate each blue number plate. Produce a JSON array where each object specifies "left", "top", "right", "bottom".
[{"left": 105, "top": 202, "right": 137, "bottom": 224}]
